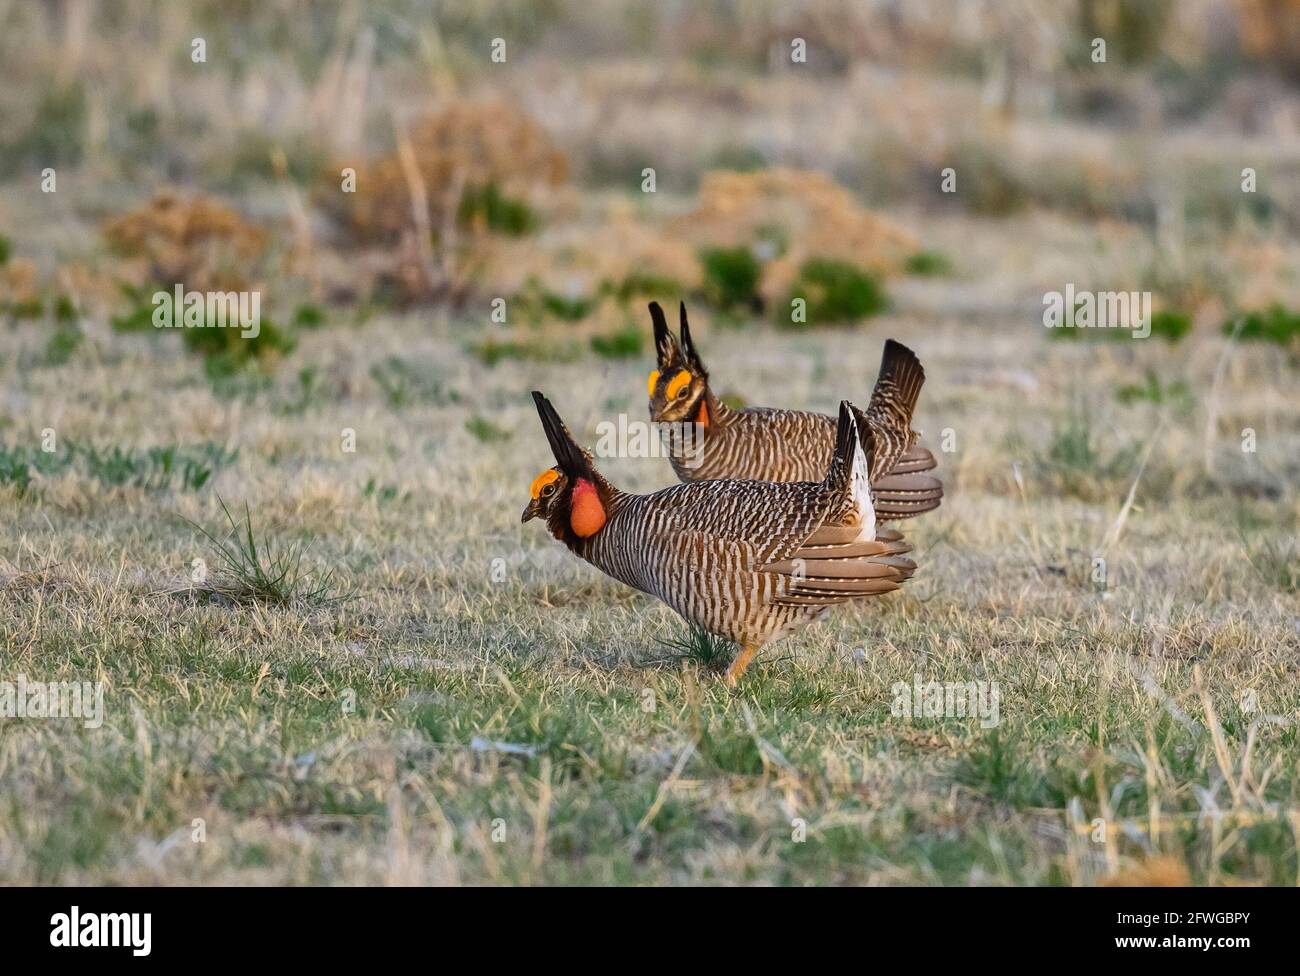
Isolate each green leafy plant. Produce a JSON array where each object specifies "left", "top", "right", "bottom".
[
  {"left": 700, "top": 245, "right": 762, "bottom": 312},
  {"left": 784, "top": 258, "right": 887, "bottom": 325}
]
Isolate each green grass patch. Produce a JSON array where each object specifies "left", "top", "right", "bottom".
[
  {"left": 904, "top": 250, "right": 953, "bottom": 276},
  {"left": 784, "top": 258, "right": 887, "bottom": 325},
  {"left": 188, "top": 498, "right": 344, "bottom": 607},
  {"left": 608, "top": 272, "right": 684, "bottom": 305},
  {"left": 1226, "top": 305, "right": 1300, "bottom": 347},
  {"left": 700, "top": 245, "right": 762, "bottom": 312},
  {"left": 1050, "top": 308, "right": 1191, "bottom": 343},
  {"left": 656, "top": 625, "right": 733, "bottom": 671},
  {"left": 1115, "top": 368, "right": 1194, "bottom": 411},
  {"left": 458, "top": 183, "right": 537, "bottom": 236},
  {"left": 369, "top": 357, "right": 459, "bottom": 408},
  {"left": 0, "top": 440, "right": 235, "bottom": 497},
  {"left": 470, "top": 336, "right": 580, "bottom": 367},
  {"left": 590, "top": 326, "right": 644, "bottom": 359},
  {"left": 465, "top": 415, "right": 512, "bottom": 443}
]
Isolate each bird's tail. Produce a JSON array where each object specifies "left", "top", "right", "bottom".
[
  {"left": 865, "top": 340, "right": 943, "bottom": 520},
  {"left": 873, "top": 445, "right": 944, "bottom": 520}
]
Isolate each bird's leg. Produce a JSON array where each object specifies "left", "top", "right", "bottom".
[{"left": 725, "top": 644, "right": 757, "bottom": 685}]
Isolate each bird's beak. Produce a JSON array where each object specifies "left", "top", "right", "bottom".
[{"left": 521, "top": 498, "right": 541, "bottom": 523}]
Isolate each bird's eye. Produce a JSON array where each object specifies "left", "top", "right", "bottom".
[
  {"left": 675, "top": 385, "right": 690, "bottom": 399},
  {"left": 541, "top": 483, "right": 556, "bottom": 497}
]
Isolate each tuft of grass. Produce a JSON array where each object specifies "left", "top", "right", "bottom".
[
  {"left": 784, "top": 257, "right": 887, "bottom": 325},
  {"left": 188, "top": 498, "right": 342, "bottom": 607},
  {"left": 658, "top": 625, "right": 733, "bottom": 671},
  {"left": 954, "top": 730, "right": 1047, "bottom": 807},
  {"left": 0, "top": 448, "right": 34, "bottom": 496},
  {"left": 1029, "top": 411, "right": 1139, "bottom": 499}
]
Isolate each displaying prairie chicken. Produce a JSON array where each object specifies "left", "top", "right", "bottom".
[
  {"left": 521, "top": 391, "right": 917, "bottom": 682},
  {"left": 645, "top": 301, "right": 943, "bottom": 522}
]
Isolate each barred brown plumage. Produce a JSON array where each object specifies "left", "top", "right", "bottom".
[
  {"left": 522, "top": 391, "right": 917, "bottom": 682},
  {"left": 646, "top": 301, "right": 944, "bottom": 522}
]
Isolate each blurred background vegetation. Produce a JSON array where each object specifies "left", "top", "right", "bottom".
[{"left": 1, "top": 0, "right": 1299, "bottom": 372}]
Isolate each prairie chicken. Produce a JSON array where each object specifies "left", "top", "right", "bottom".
[
  {"left": 522, "top": 391, "right": 917, "bottom": 682},
  {"left": 645, "top": 301, "right": 943, "bottom": 522}
]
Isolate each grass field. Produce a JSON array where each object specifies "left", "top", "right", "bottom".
[
  {"left": 2, "top": 0, "right": 1299, "bottom": 887},
  {"left": 3, "top": 249, "right": 1298, "bottom": 884}
]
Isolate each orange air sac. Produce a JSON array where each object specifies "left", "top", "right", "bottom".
[{"left": 570, "top": 479, "right": 606, "bottom": 537}]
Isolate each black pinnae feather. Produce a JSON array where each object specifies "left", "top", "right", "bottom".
[
  {"left": 649, "top": 301, "right": 677, "bottom": 365},
  {"left": 678, "top": 301, "right": 707, "bottom": 377},
  {"left": 532, "top": 391, "right": 589, "bottom": 477}
]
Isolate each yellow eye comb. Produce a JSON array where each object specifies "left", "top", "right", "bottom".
[
  {"left": 666, "top": 370, "right": 692, "bottom": 400},
  {"left": 530, "top": 469, "right": 560, "bottom": 499}
]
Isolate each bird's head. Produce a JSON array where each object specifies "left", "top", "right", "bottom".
[
  {"left": 522, "top": 392, "right": 608, "bottom": 540},
  {"left": 647, "top": 301, "right": 711, "bottom": 427}
]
